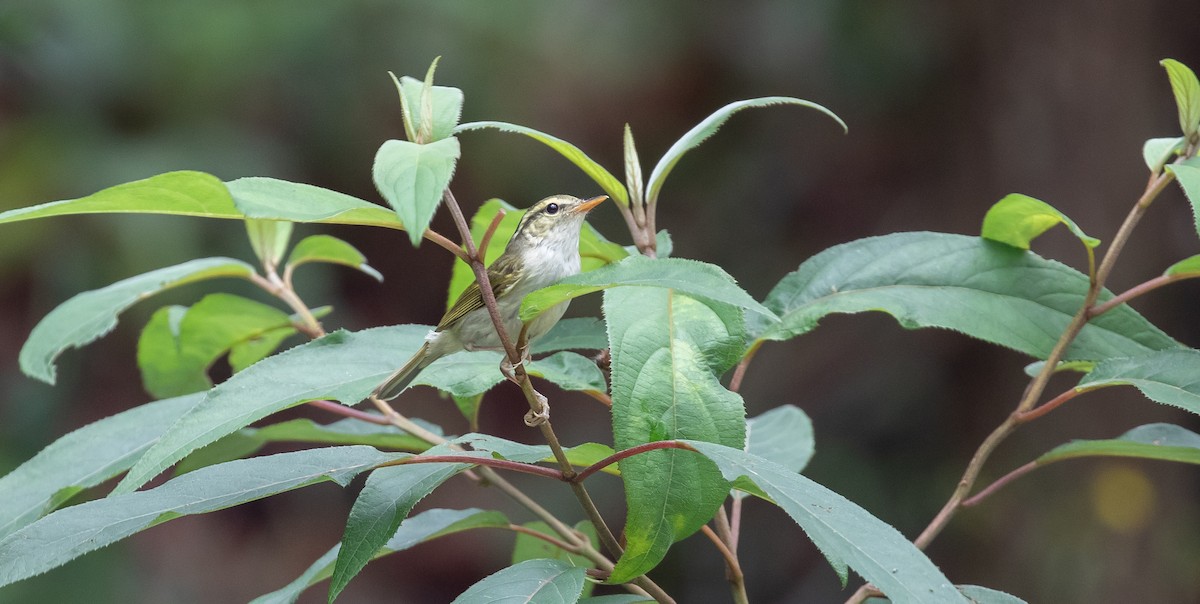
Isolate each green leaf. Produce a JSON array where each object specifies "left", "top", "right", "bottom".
[
  {"left": 512, "top": 520, "right": 597, "bottom": 568},
  {"left": 1076, "top": 349, "right": 1200, "bottom": 415},
  {"left": 530, "top": 317, "right": 609, "bottom": 354},
  {"left": 521, "top": 255, "right": 774, "bottom": 323},
  {"left": 0, "top": 446, "right": 400, "bottom": 590},
  {"left": 1143, "top": 136, "right": 1186, "bottom": 173},
  {"left": 372, "top": 137, "right": 460, "bottom": 246},
  {"left": 1166, "top": 163, "right": 1200, "bottom": 239},
  {"left": 0, "top": 171, "right": 240, "bottom": 226},
  {"left": 562, "top": 442, "right": 618, "bottom": 475},
  {"left": 137, "top": 293, "right": 296, "bottom": 398},
  {"left": 452, "top": 394, "right": 484, "bottom": 428},
  {"left": 867, "top": 585, "right": 1027, "bottom": 604},
  {"left": 252, "top": 508, "right": 508, "bottom": 604},
  {"left": 455, "top": 121, "right": 629, "bottom": 206},
  {"left": 1164, "top": 254, "right": 1200, "bottom": 277},
  {"left": 113, "top": 325, "right": 432, "bottom": 494},
  {"left": 683, "top": 441, "right": 968, "bottom": 604},
  {"left": 751, "top": 233, "right": 1178, "bottom": 362},
  {"left": 646, "top": 97, "right": 846, "bottom": 205},
  {"left": 1161, "top": 59, "right": 1200, "bottom": 139},
  {"left": 174, "top": 417, "right": 432, "bottom": 475},
  {"left": 579, "top": 597, "right": 654, "bottom": 604},
  {"left": 1021, "top": 359, "right": 1095, "bottom": 378},
  {"left": 394, "top": 73, "right": 464, "bottom": 142},
  {"left": 451, "top": 559, "right": 586, "bottom": 604},
  {"left": 980, "top": 193, "right": 1099, "bottom": 250},
  {"left": 226, "top": 177, "right": 403, "bottom": 229},
  {"left": 245, "top": 219, "right": 293, "bottom": 269},
  {"left": 0, "top": 394, "right": 200, "bottom": 540},
  {"left": 605, "top": 287, "right": 747, "bottom": 583},
  {"left": 1037, "top": 423, "right": 1200, "bottom": 466},
  {"left": 20, "top": 257, "right": 256, "bottom": 385},
  {"left": 526, "top": 351, "right": 607, "bottom": 393},
  {"left": 286, "top": 234, "right": 383, "bottom": 282},
  {"left": 746, "top": 405, "right": 814, "bottom": 473}
]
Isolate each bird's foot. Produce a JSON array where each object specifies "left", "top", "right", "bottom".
[{"left": 524, "top": 391, "right": 550, "bottom": 427}]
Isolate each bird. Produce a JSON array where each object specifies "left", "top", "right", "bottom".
[{"left": 372, "top": 194, "right": 608, "bottom": 400}]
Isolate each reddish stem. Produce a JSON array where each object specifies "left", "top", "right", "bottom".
[
  {"left": 1014, "top": 388, "right": 1081, "bottom": 423},
  {"left": 376, "top": 454, "right": 565, "bottom": 481},
  {"left": 307, "top": 399, "right": 393, "bottom": 425},
  {"left": 573, "top": 441, "right": 697, "bottom": 483},
  {"left": 961, "top": 461, "right": 1039, "bottom": 507},
  {"left": 477, "top": 209, "right": 507, "bottom": 263}
]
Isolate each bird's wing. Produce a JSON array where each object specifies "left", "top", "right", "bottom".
[{"left": 437, "top": 254, "right": 522, "bottom": 331}]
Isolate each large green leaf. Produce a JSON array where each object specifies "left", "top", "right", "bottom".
[
  {"left": 751, "top": 232, "right": 1178, "bottom": 361},
  {"left": 20, "top": 257, "right": 256, "bottom": 384},
  {"left": 451, "top": 559, "right": 587, "bottom": 604},
  {"left": 455, "top": 121, "right": 629, "bottom": 207},
  {"left": 226, "top": 177, "right": 403, "bottom": 228},
  {"left": 0, "top": 446, "right": 400, "bottom": 590},
  {"left": 0, "top": 394, "right": 200, "bottom": 540},
  {"left": 252, "top": 508, "right": 508, "bottom": 604},
  {"left": 285, "top": 234, "right": 382, "bottom": 282},
  {"left": 1037, "top": 423, "right": 1200, "bottom": 466},
  {"left": 0, "top": 171, "right": 240, "bottom": 225},
  {"left": 1161, "top": 59, "right": 1200, "bottom": 138},
  {"left": 683, "top": 441, "right": 967, "bottom": 604},
  {"left": 646, "top": 97, "right": 846, "bottom": 205},
  {"left": 136, "top": 293, "right": 296, "bottom": 398},
  {"left": 1076, "top": 349, "right": 1200, "bottom": 415},
  {"left": 980, "top": 193, "right": 1099, "bottom": 250},
  {"left": 521, "top": 255, "right": 773, "bottom": 323},
  {"left": 867, "top": 585, "right": 1027, "bottom": 604},
  {"left": 372, "top": 137, "right": 460, "bottom": 246},
  {"left": 605, "top": 287, "right": 747, "bottom": 583},
  {"left": 1167, "top": 163, "right": 1200, "bottom": 239}
]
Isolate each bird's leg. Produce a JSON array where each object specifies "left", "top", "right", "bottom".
[{"left": 524, "top": 390, "right": 550, "bottom": 426}]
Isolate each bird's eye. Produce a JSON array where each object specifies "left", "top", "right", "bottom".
[{"left": 545, "top": 203, "right": 560, "bottom": 215}]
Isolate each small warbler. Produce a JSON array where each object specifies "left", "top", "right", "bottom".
[{"left": 373, "top": 194, "right": 607, "bottom": 400}]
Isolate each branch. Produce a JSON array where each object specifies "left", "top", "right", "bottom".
[
  {"left": 574, "top": 441, "right": 697, "bottom": 483},
  {"left": 478, "top": 209, "right": 507, "bottom": 262},
  {"left": 1089, "top": 272, "right": 1200, "bottom": 318},
  {"left": 961, "top": 461, "right": 1038, "bottom": 508}
]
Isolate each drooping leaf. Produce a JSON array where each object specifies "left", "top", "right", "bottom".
[
  {"left": 605, "top": 287, "right": 747, "bottom": 583},
  {"left": 455, "top": 121, "right": 629, "bottom": 206},
  {"left": 1037, "top": 423, "right": 1200, "bottom": 466},
  {"left": 285, "top": 234, "right": 383, "bottom": 282},
  {"left": 0, "top": 446, "right": 401, "bottom": 590},
  {"left": 683, "top": 440, "right": 967, "bottom": 604},
  {"left": 0, "top": 171, "right": 240, "bottom": 226},
  {"left": 1075, "top": 349, "right": 1200, "bottom": 415},
  {"left": 579, "top": 597, "right": 655, "bottom": 604},
  {"left": 745, "top": 405, "right": 814, "bottom": 474},
  {"left": 450, "top": 559, "right": 587, "bottom": 604},
  {"left": 20, "top": 257, "right": 256, "bottom": 384},
  {"left": 751, "top": 232, "right": 1178, "bottom": 362},
  {"left": 980, "top": 193, "right": 1099, "bottom": 250},
  {"left": 372, "top": 137, "right": 460, "bottom": 246},
  {"left": 1143, "top": 136, "right": 1186, "bottom": 173},
  {"left": 394, "top": 73, "right": 464, "bottom": 143},
  {"left": 521, "top": 255, "right": 773, "bottom": 323},
  {"left": 530, "top": 317, "right": 609, "bottom": 354},
  {"left": 646, "top": 97, "right": 846, "bottom": 205},
  {"left": 137, "top": 293, "right": 296, "bottom": 398},
  {"left": 0, "top": 394, "right": 200, "bottom": 540},
  {"left": 526, "top": 351, "right": 607, "bottom": 393},
  {"left": 226, "top": 177, "right": 403, "bottom": 228},
  {"left": 252, "top": 508, "right": 508, "bottom": 604},
  {"left": 1164, "top": 254, "right": 1200, "bottom": 277},
  {"left": 866, "top": 585, "right": 1027, "bottom": 604},
  {"left": 113, "top": 325, "right": 432, "bottom": 494},
  {"left": 245, "top": 219, "right": 294, "bottom": 268},
  {"left": 1161, "top": 59, "right": 1200, "bottom": 139},
  {"left": 1166, "top": 163, "right": 1200, "bottom": 239}
]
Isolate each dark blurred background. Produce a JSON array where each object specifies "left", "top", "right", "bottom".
[{"left": 2, "top": 2, "right": 1199, "bottom": 603}]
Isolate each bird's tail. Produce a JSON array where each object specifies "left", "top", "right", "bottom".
[{"left": 372, "top": 342, "right": 436, "bottom": 401}]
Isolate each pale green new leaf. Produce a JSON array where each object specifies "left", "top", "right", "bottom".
[
  {"left": 605, "top": 287, "right": 747, "bottom": 583},
  {"left": 1143, "top": 137, "right": 1186, "bottom": 173},
  {"left": 1076, "top": 349, "right": 1200, "bottom": 415},
  {"left": 1037, "top": 423, "right": 1200, "bottom": 466},
  {"left": 451, "top": 559, "right": 586, "bottom": 604},
  {"left": 252, "top": 508, "right": 508, "bottom": 604},
  {"left": 751, "top": 232, "right": 1178, "bottom": 362},
  {"left": 1166, "top": 163, "right": 1200, "bottom": 239},
  {"left": 455, "top": 121, "right": 629, "bottom": 206},
  {"left": 980, "top": 193, "right": 1099, "bottom": 250},
  {"left": 0, "top": 394, "right": 200, "bottom": 540},
  {"left": 286, "top": 234, "right": 382, "bottom": 282},
  {"left": 372, "top": 137, "right": 460, "bottom": 246},
  {"left": 20, "top": 257, "right": 256, "bottom": 384},
  {"left": 0, "top": 446, "right": 401, "bottom": 590},
  {"left": 245, "top": 219, "right": 293, "bottom": 268},
  {"left": 0, "top": 171, "right": 240, "bottom": 226},
  {"left": 646, "top": 97, "right": 846, "bottom": 205},
  {"left": 624, "top": 124, "right": 645, "bottom": 206},
  {"left": 521, "top": 255, "right": 773, "bottom": 323},
  {"left": 396, "top": 74, "right": 464, "bottom": 142},
  {"left": 683, "top": 441, "right": 967, "bottom": 604},
  {"left": 1161, "top": 59, "right": 1200, "bottom": 138},
  {"left": 226, "top": 177, "right": 403, "bottom": 228},
  {"left": 1164, "top": 254, "right": 1200, "bottom": 276}
]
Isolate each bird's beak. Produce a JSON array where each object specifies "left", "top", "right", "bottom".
[{"left": 573, "top": 195, "right": 608, "bottom": 214}]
